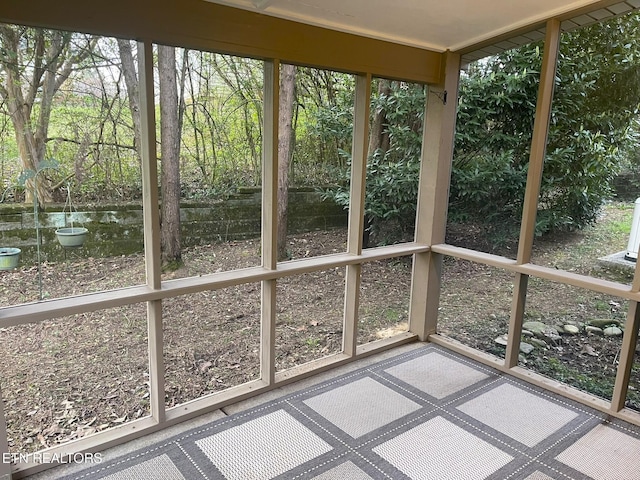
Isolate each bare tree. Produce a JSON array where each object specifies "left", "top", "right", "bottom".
[
  {"left": 212, "top": 55, "right": 264, "bottom": 184},
  {"left": 117, "top": 39, "right": 142, "bottom": 161},
  {"left": 0, "top": 26, "right": 95, "bottom": 204},
  {"left": 277, "top": 63, "right": 296, "bottom": 261},
  {"left": 158, "top": 45, "right": 182, "bottom": 266}
]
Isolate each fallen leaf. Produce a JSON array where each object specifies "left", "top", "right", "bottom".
[
  {"left": 199, "top": 361, "right": 212, "bottom": 372},
  {"left": 581, "top": 344, "right": 599, "bottom": 357}
]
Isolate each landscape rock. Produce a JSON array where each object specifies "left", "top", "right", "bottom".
[
  {"left": 520, "top": 342, "right": 535, "bottom": 354},
  {"left": 495, "top": 335, "right": 508, "bottom": 346},
  {"left": 588, "top": 318, "right": 621, "bottom": 329},
  {"left": 522, "top": 321, "right": 558, "bottom": 337},
  {"left": 563, "top": 324, "right": 580, "bottom": 335},
  {"left": 603, "top": 326, "right": 623, "bottom": 337},
  {"left": 529, "top": 338, "right": 548, "bottom": 349},
  {"left": 544, "top": 330, "right": 562, "bottom": 343},
  {"left": 585, "top": 326, "right": 603, "bottom": 335}
]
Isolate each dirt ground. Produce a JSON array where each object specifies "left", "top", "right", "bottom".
[{"left": 0, "top": 203, "right": 638, "bottom": 454}]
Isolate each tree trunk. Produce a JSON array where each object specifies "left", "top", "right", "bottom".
[
  {"left": 0, "top": 27, "right": 58, "bottom": 205},
  {"left": 117, "top": 39, "right": 142, "bottom": 162},
  {"left": 368, "top": 79, "right": 392, "bottom": 156},
  {"left": 277, "top": 64, "right": 297, "bottom": 261},
  {"left": 362, "top": 79, "right": 393, "bottom": 248},
  {"left": 0, "top": 27, "right": 95, "bottom": 206},
  {"left": 158, "top": 45, "right": 182, "bottom": 267}
]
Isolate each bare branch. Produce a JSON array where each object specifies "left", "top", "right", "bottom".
[{"left": 46, "top": 137, "right": 138, "bottom": 152}]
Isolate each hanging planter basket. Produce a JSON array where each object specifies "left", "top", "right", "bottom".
[
  {"left": 56, "top": 183, "right": 88, "bottom": 248},
  {"left": 55, "top": 227, "right": 89, "bottom": 248},
  {"left": 0, "top": 247, "right": 21, "bottom": 270}
]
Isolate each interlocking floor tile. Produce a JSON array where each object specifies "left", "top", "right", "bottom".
[
  {"left": 523, "top": 472, "right": 554, "bottom": 480},
  {"left": 457, "top": 383, "right": 578, "bottom": 447},
  {"left": 102, "top": 454, "right": 185, "bottom": 480},
  {"left": 556, "top": 424, "right": 640, "bottom": 479},
  {"left": 303, "top": 376, "right": 421, "bottom": 438},
  {"left": 52, "top": 345, "right": 640, "bottom": 480},
  {"left": 373, "top": 416, "right": 513, "bottom": 480},
  {"left": 385, "top": 352, "right": 489, "bottom": 399},
  {"left": 312, "top": 461, "right": 373, "bottom": 479},
  {"left": 195, "top": 409, "right": 332, "bottom": 480}
]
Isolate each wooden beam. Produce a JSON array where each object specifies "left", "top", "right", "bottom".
[
  {"left": 139, "top": 40, "right": 166, "bottom": 426},
  {"left": 505, "top": 273, "right": 528, "bottom": 367},
  {"left": 504, "top": 20, "right": 560, "bottom": 368},
  {"left": 260, "top": 60, "right": 279, "bottom": 385},
  {"left": 432, "top": 243, "right": 638, "bottom": 302},
  {"left": 262, "top": 60, "right": 279, "bottom": 273},
  {"left": 147, "top": 300, "right": 165, "bottom": 424},
  {"left": 611, "top": 255, "right": 640, "bottom": 410},
  {"left": 0, "top": 384, "right": 11, "bottom": 480},
  {"left": 611, "top": 301, "right": 640, "bottom": 411},
  {"left": 346, "top": 74, "right": 371, "bottom": 257},
  {"left": 138, "top": 41, "right": 162, "bottom": 289},
  {"left": 0, "top": 0, "right": 442, "bottom": 85},
  {"left": 343, "top": 74, "right": 371, "bottom": 357},
  {"left": 0, "top": 244, "right": 430, "bottom": 329},
  {"left": 516, "top": 19, "right": 561, "bottom": 264},
  {"left": 408, "top": 51, "right": 461, "bottom": 341}
]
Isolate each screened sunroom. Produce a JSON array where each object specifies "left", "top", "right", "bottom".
[{"left": 1, "top": 0, "right": 640, "bottom": 478}]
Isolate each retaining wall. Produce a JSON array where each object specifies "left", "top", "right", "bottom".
[{"left": 0, "top": 188, "right": 347, "bottom": 265}]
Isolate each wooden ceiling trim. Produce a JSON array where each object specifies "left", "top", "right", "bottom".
[{"left": 0, "top": 0, "right": 443, "bottom": 84}]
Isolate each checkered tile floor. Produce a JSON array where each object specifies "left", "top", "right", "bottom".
[{"left": 55, "top": 345, "right": 640, "bottom": 480}]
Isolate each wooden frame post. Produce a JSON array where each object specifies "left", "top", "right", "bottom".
[
  {"left": 611, "top": 267, "right": 640, "bottom": 410},
  {"left": 138, "top": 40, "right": 165, "bottom": 423},
  {"left": 342, "top": 74, "right": 371, "bottom": 357},
  {"left": 0, "top": 384, "right": 11, "bottom": 479},
  {"left": 505, "top": 19, "right": 560, "bottom": 367},
  {"left": 261, "top": 59, "right": 280, "bottom": 384},
  {"left": 409, "top": 52, "right": 461, "bottom": 341}
]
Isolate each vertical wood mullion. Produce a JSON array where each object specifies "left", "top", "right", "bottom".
[
  {"left": 261, "top": 60, "right": 279, "bottom": 384},
  {"left": 611, "top": 260, "right": 640, "bottom": 410},
  {"left": 408, "top": 52, "right": 461, "bottom": 341},
  {"left": 343, "top": 74, "right": 371, "bottom": 357},
  {"left": 516, "top": 19, "right": 561, "bottom": 265},
  {"left": 146, "top": 300, "right": 165, "bottom": 423},
  {"left": 506, "top": 20, "right": 560, "bottom": 368},
  {"left": 138, "top": 40, "right": 165, "bottom": 423},
  {"left": 139, "top": 40, "right": 165, "bottom": 423},
  {"left": 611, "top": 302, "right": 640, "bottom": 411},
  {"left": 139, "top": 40, "right": 162, "bottom": 289},
  {"left": 505, "top": 274, "right": 528, "bottom": 367},
  {"left": 0, "top": 384, "right": 11, "bottom": 479}
]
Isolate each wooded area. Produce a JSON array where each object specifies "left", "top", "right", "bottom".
[{"left": 1, "top": 11, "right": 640, "bottom": 261}]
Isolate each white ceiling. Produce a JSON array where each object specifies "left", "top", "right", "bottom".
[{"left": 204, "top": 0, "right": 639, "bottom": 54}]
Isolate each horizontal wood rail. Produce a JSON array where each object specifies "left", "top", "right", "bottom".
[
  {"left": 0, "top": 244, "right": 429, "bottom": 329},
  {"left": 431, "top": 243, "right": 635, "bottom": 300}
]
